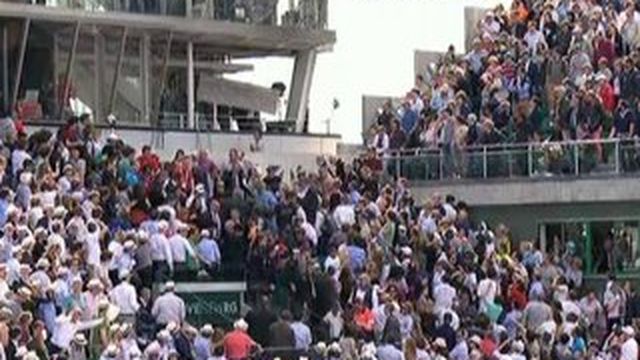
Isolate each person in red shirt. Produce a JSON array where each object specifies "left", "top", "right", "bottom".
[
  {"left": 508, "top": 278, "right": 528, "bottom": 310},
  {"left": 597, "top": 74, "right": 616, "bottom": 113},
  {"left": 223, "top": 319, "right": 258, "bottom": 360}
]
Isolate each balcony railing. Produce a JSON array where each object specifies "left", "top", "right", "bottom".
[
  {"left": 382, "top": 138, "right": 640, "bottom": 182},
  {"left": 14, "top": 0, "right": 328, "bottom": 29}
]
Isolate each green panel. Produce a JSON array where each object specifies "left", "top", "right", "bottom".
[
  {"left": 585, "top": 223, "right": 593, "bottom": 275},
  {"left": 177, "top": 291, "right": 241, "bottom": 328}
]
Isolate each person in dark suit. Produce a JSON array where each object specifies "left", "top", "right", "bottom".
[
  {"left": 268, "top": 310, "right": 296, "bottom": 360},
  {"left": 245, "top": 295, "right": 277, "bottom": 347}
]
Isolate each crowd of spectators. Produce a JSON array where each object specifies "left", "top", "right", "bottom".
[
  {"left": 0, "top": 110, "right": 638, "bottom": 360},
  {"left": 369, "top": 0, "right": 640, "bottom": 178}
]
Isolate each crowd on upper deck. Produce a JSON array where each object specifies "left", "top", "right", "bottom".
[{"left": 369, "top": 0, "right": 640, "bottom": 171}]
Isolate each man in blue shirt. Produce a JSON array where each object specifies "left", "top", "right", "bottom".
[
  {"left": 196, "top": 230, "right": 221, "bottom": 276},
  {"left": 0, "top": 188, "right": 10, "bottom": 228},
  {"left": 400, "top": 102, "right": 418, "bottom": 135},
  {"left": 193, "top": 324, "right": 213, "bottom": 360}
]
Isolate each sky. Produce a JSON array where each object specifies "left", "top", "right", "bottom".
[{"left": 229, "top": 0, "right": 511, "bottom": 144}]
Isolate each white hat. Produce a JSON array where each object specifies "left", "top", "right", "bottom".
[
  {"left": 14, "top": 346, "right": 28, "bottom": 358},
  {"left": 73, "top": 333, "right": 88, "bottom": 346},
  {"left": 23, "top": 352, "right": 39, "bottom": 360},
  {"left": 157, "top": 330, "right": 171, "bottom": 340},
  {"left": 104, "top": 343, "right": 119, "bottom": 356},
  {"left": 512, "top": 340, "right": 525, "bottom": 353},
  {"left": 200, "top": 324, "right": 214, "bottom": 335},
  {"left": 19, "top": 172, "right": 32, "bottom": 185},
  {"left": 234, "top": 319, "right": 248, "bottom": 331},
  {"left": 200, "top": 229, "right": 210, "bottom": 238},
  {"left": 623, "top": 326, "right": 636, "bottom": 336},
  {"left": 119, "top": 269, "right": 131, "bottom": 280},
  {"left": 123, "top": 240, "right": 136, "bottom": 249},
  {"left": 164, "top": 281, "right": 176, "bottom": 291},
  {"left": 166, "top": 321, "right": 178, "bottom": 333},
  {"left": 87, "top": 278, "right": 103, "bottom": 288},
  {"left": 17, "top": 287, "right": 32, "bottom": 298},
  {"left": 433, "top": 338, "right": 447, "bottom": 349}
]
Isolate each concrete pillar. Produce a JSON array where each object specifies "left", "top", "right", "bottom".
[
  {"left": 141, "top": 33, "right": 151, "bottom": 124},
  {"left": 187, "top": 41, "right": 195, "bottom": 129},
  {"left": 2, "top": 25, "right": 8, "bottom": 113},
  {"left": 94, "top": 30, "right": 104, "bottom": 122},
  {"left": 286, "top": 48, "right": 316, "bottom": 133}
]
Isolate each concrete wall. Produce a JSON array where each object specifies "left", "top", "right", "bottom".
[
  {"left": 414, "top": 50, "right": 443, "bottom": 79},
  {"left": 27, "top": 124, "right": 340, "bottom": 172},
  {"left": 464, "top": 6, "right": 489, "bottom": 52},
  {"left": 410, "top": 176, "right": 640, "bottom": 243},
  {"left": 411, "top": 177, "right": 640, "bottom": 206}
]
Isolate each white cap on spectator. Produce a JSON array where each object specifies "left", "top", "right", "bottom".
[
  {"left": 157, "top": 330, "right": 171, "bottom": 340},
  {"left": 119, "top": 269, "right": 131, "bottom": 280},
  {"left": 164, "top": 281, "right": 176, "bottom": 291},
  {"left": 200, "top": 229, "right": 210, "bottom": 238},
  {"left": 200, "top": 324, "right": 214, "bottom": 335},
  {"left": 73, "top": 333, "right": 88, "bottom": 346},
  {"left": 87, "top": 278, "right": 102, "bottom": 288},
  {"left": 234, "top": 319, "right": 248, "bottom": 331}
]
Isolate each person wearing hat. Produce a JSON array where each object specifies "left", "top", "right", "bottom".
[
  {"left": 223, "top": 319, "right": 257, "bottom": 360},
  {"left": 168, "top": 222, "right": 197, "bottom": 280},
  {"left": 150, "top": 220, "right": 174, "bottom": 283},
  {"left": 196, "top": 229, "right": 221, "bottom": 277},
  {"left": 151, "top": 281, "right": 185, "bottom": 327},
  {"left": 109, "top": 269, "right": 139, "bottom": 324},
  {"left": 621, "top": 325, "right": 638, "bottom": 360},
  {"left": 144, "top": 330, "right": 172, "bottom": 360},
  {"left": 194, "top": 324, "right": 214, "bottom": 360},
  {"left": 70, "top": 333, "right": 88, "bottom": 360}
]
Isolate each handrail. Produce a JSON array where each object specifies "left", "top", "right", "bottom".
[
  {"left": 378, "top": 137, "right": 640, "bottom": 181},
  {"left": 383, "top": 137, "right": 634, "bottom": 158}
]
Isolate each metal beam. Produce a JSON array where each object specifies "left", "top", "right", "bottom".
[
  {"left": 12, "top": 19, "right": 30, "bottom": 109},
  {"left": 94, "top": 29, "right": 104, "bottom": 122},
  {"left": 58, "top": 21, "right": 80, "bottom": 119},
  {"left": 187, "top": 40, "right": 195, "bottom": 128},
  {"left": 153, "top": 32, "right": 172, "bottom": 125},
  {"left": 141, "top": 33, "right": 150, "bottom": 123},
  {"left": 2, "top": 25, "right": 8, "bottom": 113},
  {"left": 108, "top": 27, "right": 128, "bottom": 116},
  {"left": 286, "top": 48, "right": 317, "bottom": 132},
  {"left": 72, "top": 53, "right": 253, "bottom": 73}
]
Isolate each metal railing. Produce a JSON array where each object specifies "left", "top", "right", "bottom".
[
  {"left": 16, "top": 0, "right": 328, "bottom": 29},
  {"left": 382, "top": 138, "right": 640, "bottom": 182}
]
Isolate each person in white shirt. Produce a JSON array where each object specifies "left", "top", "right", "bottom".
[
  {"left": 0, "top": 264, "right": 9, "bottom": 301},
  {"left": 290, "top": 315, "right": 312, "bottom": 350},
  {"left": 333, "top": 197, "right": 355, "bottom": 228},
  {"left": 433, "top": 278, "right": 457, "bottom": 313},
  {"left": 621, "top": 326, "right": 639, "bottom": 360},
  {"left": 323, "top": 305, "right": 344, "bottom": 341},
  {"left": 168, "top": 224, "right": 197, "bottom": 278},
  {"left": 109, "top": 270, "right": 139, "bottom": 323},
  {"left": 477, "top": 271, "right": 499, "bottom": 312},
  {"left": 523, "top": 21, "right": 546, "bottom": 54},
  {"left": 150, "top": 221, "right": 173, "bottom": 283},
  {"left": 51, "top": 307, "right": 103, "bottom": 350},
  {"left": 85, "top": 221, "right": 102, "bottom": 271},
  {"left": 151, "top": 281, "right": 185, "bottom": 327}
]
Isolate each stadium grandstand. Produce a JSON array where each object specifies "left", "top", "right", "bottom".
[{"left": 0, "top": 0, "right": 638, "bottom": 360}]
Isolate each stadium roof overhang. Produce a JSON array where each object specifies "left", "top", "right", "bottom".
[{"left": 0, "top": 1, "right": 336, "bottom": 57}]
